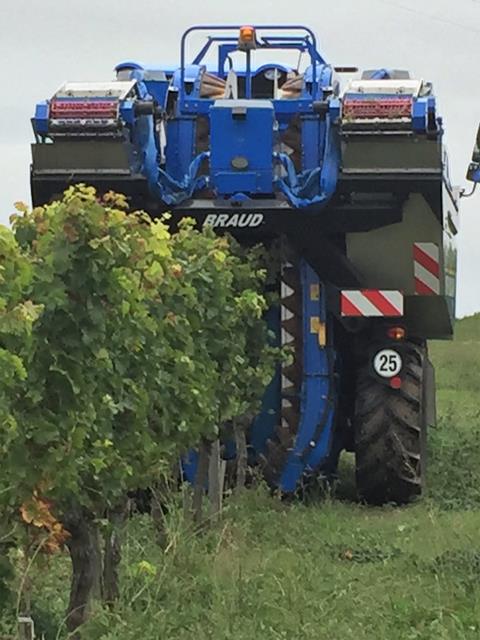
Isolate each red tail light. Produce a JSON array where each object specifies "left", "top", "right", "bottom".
[{"left": 390, "top": 376, "right": 402, "bottom": 389}]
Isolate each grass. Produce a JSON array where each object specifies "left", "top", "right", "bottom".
[{"left": 2, "top": 314, "right": 480, "bottom": 639}]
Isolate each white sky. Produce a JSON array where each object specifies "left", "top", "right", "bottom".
[{"left": 1, "top": 0, "right": 479, "bottom": 316}]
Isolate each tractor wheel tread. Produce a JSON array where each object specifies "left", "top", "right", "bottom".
[{"left": 354, "top": 342, "right": 428, "bottom": 505}]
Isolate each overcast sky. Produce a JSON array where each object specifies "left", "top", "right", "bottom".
[{"left": 1, "top": 0, "right": 479, "bottom": 316}]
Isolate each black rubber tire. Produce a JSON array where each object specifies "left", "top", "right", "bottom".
[{"left": 354, "top": 342, "right": 426, "bottom": 505}]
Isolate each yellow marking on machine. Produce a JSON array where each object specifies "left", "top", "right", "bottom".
[{"left": 310, "top": 316, "right": 327, "bottom": 346}]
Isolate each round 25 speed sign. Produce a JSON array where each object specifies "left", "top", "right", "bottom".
[{"left": 373, "top": 349, "right": 403, "bottom": 378}]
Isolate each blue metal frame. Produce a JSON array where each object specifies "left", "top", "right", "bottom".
[
  {"left": 179, "top": 97, "right": 317, "bottom": 116},
  {"left": 181, "top": 259, "right": 338, "bottom": 493},
  {"left": 279, "top": 261, "right": 337, "bottom": 492},
  {"left": 180, "top": 25, "right": 323, "bottom": 112}
]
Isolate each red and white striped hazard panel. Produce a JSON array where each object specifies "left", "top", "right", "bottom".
[
  {"left": 341, "top": 290, "right": 404, "bottom": 317},
  {"left": 414, "top": 242, "right": 440, "bottom": 295}
]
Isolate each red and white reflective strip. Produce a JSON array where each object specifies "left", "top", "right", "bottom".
[
  {"left": 341, "top": 290, "right": 404, "bottom": 317},
  {"left": 413, "top": 242, "right": 440, "bottom": 295}
]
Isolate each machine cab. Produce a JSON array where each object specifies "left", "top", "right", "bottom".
[{"left": 160, "top": 25, "right": 341, "bottom": 210}]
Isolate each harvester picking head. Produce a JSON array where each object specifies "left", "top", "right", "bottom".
[{"left": 31, "top": 24, "right": 443, "bottom": 238}]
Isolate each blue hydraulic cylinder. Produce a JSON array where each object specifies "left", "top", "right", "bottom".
[{"left": 165, "top": 117, "right": 197, "bottom": 183}]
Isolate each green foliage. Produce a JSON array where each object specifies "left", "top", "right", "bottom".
[
  {"left": 1, "top": 186, "right": 479, "bottom": 639},
  {"left": 0, "top": 186, "right": 277, "bottom": 521},
  {"left": 4, "top": 313, "right": 475, "bottom": 640},
  {"left": 171, "top": 225, "right": 276, "bottom": 424},
  {"left": 20, "top": 488, "right": 480, "bottom": 640},
  {"left": 0, "top": 224, "right": 38, "bottom": 372},
  {"left": 431, "top": 342, "right": 480, "bottom": 394},
  {"left": 427, "top": 406, "right": 480, "bottom": 510},
  {"left": 0, "top": 223, "right": 42, "bottom": 514},
  {"left": 0, "top": 549, "right": 14, "bottom": 615},
  {"left": 427, "top": 323, "right": 480, "bottom": 510}
]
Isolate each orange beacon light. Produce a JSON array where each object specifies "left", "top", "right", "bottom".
[{"left": 238, "top": 26, "right": 257, "bottom": 50}]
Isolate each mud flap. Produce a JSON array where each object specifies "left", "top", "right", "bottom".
[
  {"left": 421, "top": 354, "right": 436, "bottom": 492},
  {"left": 423, "top": 356, "right": 436, "bottom": 429}
]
